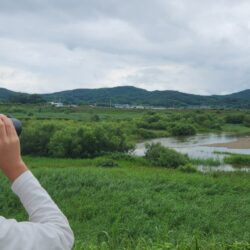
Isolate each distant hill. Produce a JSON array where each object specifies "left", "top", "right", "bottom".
[
  {"left": 224, "top": 89, "right": 250, "bottom": 99},
  {"left": 42, "top": 86, "right": 250, "bottom": 108},
  {"left": 1, "top": 86, "right": 250, "bottom": 108},
  {"left": 0, "top": 88, "right": 20, "bottom": 101}
]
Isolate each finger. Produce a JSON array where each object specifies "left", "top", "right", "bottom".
[
  {"left": 0, "top": 119, "right": 7, "bottom": 139},
  {"left": 0, "top": 115, "right": 14, "bottom": 137}
]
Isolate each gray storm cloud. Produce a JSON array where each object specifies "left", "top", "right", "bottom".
[{"left": 0, "top": 0, "right": 250, "bottom": 94}]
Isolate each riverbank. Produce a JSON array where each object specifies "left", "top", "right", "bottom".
[
  {"left": 134, "top": 133, "right": 250, "bottom": 160},
  {"left": 207, "top": 137, "right": 250, "bottom": 149}
]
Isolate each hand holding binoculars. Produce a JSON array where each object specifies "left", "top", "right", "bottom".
[{"left": 6, "top": 115, "right": 22, "bottom": 136}]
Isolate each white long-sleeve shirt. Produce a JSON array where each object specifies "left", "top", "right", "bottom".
[{"left": 0, "top": 170, "right": 74, "bottom": 250}]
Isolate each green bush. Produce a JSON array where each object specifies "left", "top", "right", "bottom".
[
  {"left": 48, "top": 127, "right": 81, "bottom": 158},
  {"left": 21, "top": 121, "right": 134, "bottom": 158},
  {"left": 21, "top": 122, "right": 60, "bottom": 156},
  {"left": 225, "top": 114, "right": 245, "bottom": 124},
  {"left": 90, "top": 114, "right": 100, "bottom": 122},
  {"left": 48, "top": 124, "right": 134, "bottom": 158},
  {"left": 179, "top": 164, "right": 198, "bottom": 173},
  {"left": 96, "top": 159, "right": 119, "bottom": 168},
  {"left": 137, "top": 120, "right": 166, "bottom": 130},
  {"left": 243, "top": 115, "right": 250, "bottom": 127},
  {"left": 137, "top": 114, "right": 166, "bottom": 130},
  {"left": 145, "top": 143, "right": 189, "bottom": 168},
  {"left": 224, "top": 154, "right": 250, "bottom": 166},
  {"left": 143, "top": 113, "right": 161, "bottom": 123},
  {"left": 135, "top": 128, "right": 157, "bottom": 139},
  {"left": 170, "top": 123, "right": 196, "bottom": 136},
  {"left": 108, "top": 152, "right": 135, "bottom": 161}
]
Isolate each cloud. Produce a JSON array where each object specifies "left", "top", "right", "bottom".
[{"left": 0, "top": 0, "right": 250, "bottom": 94}]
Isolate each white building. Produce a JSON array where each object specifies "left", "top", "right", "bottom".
[{"left": 49, "top": 102, "right": 64, "bottom": 107}]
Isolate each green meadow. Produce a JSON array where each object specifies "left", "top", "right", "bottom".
[
  {"left": 0, "top": 156, "right": 249, "bottom": 250},
  {"left": 0, "top": 104, "right": 250, "bottom": 249}
]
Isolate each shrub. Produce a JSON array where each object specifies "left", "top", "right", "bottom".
[
  {"left": 108, "top": 152, "right": 135, "bottom": 161},
  {"left": 137, "top": 114, "right": 166, "bottom": 130},
  {"left": 21, "top": 122, "right": 59, "bottom": 156},
  {"left": 225, "top": 114, "right": 245, "bottom": 124},
  {"left": 145, "top": 143, "right": 189, "bottom": 168},
  {"left": 48, "top": 127, "right": 81, "bottom": 158},
  {"left": 138, "top": 121, "right": 166, "bottom": 130},
  {"left": 90, "top": 114, "right": 100, "bottom": 122},
  {"left": 21, "top": 121, "right": 134, "bottom": 158},
  {"left": 224, "top": 154, "right": 250, "bottom": 166},
  {"left": 147, "top": 114, "right": 161, "bottom": 122},
  {"left": 189, "top": 114, "right": 223, "bottom": 130},
  {"left": 179, "top": 164, "right": 197, "bottom": 173},
  {"left": 135, "top": 128, "right": 157, "bottom": 139},
  {"left": 96, "top": 159, "right": 119, "bottom": 168},
  {"left": 243, "top": 115, "right": 250, "bottom": 127},
  {"left": 48, "top": 124, "right": 134, "bottom": 158},
  {"left": 170, "top": 123, "right": 196, "bottom": 136}
]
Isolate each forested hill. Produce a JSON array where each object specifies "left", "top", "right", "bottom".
[
  {"left": 1, "top": 86, "right": 250, "bottom": 108},
  {"left": 0, "top": 88, "right": 21, "bottom": 101},
  {"left": 36, "top": 87, "right": 250, "bottom": 108}
]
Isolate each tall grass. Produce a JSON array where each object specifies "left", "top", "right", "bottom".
[
  {"left": 191, "top": 158, "right": 221, "bottom": 166},
  {"left": 224, "top": 154, "right": 250, "bottom": 167},
  {"left": 0, "top": 156, "right": 249, "bottom": 249}
]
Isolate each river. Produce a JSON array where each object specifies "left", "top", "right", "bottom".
[{"left": 133, "top": 133, "right": 250, "bottom": 172}]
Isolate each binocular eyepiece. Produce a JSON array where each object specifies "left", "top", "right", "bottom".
[{"left": 7, "top": 116, "right": 22, "bottom": 136}]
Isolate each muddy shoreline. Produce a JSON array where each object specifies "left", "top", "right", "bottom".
[{"left": 207, "top": 137, "right": 250, "bottom": 149}]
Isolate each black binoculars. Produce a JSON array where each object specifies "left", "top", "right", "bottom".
[{"left": 7, "top": 116, "right": 22, "bottom": 136}]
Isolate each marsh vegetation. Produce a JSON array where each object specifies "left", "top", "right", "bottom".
[{"left": 0, "top": 104, "right": 250, "bottom": 249}]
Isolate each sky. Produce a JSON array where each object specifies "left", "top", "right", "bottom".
[{"left": 0, "top": 0, "right": 250, "bottom": 95}]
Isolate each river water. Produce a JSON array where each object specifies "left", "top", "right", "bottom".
[{"left": 133, "top": 133, "right": 250, "bottom": 172}]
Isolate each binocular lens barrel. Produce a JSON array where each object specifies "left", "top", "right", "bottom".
[{"left": 9, "top": 117, "right": 22, "bottom": 136}]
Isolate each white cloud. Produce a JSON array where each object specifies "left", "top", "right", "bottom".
[
  {"left": 0, "top": 66, "right": 43, "bottom": 92},
  {"left": 0, "top": 0, "right": 250, "bottom": 94}
]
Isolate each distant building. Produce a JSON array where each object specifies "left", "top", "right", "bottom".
[
  {"left": 114, "top": 104, "right": 168, "bottom": 110},
  {"left": 132, "top": 105, "right": 145, "bottom": 109},
  {"left": 114, "top": 104, "right": 131, "bottom": 109},
  {"left": 49, "top": 102, "right": 64, "bottom": 107},
  {"left": 148, "top": 106, "right": 167, "bottom": 110}
]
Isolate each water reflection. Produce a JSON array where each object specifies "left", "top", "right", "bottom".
[
  {"left": 197, "top": 165, "right": 250, "bottom": 173},
  {"left": 133, "top": 133, "right": 250, "bottom": 172}
]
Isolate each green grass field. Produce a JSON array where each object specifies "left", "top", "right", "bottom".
[
  {"left": 0, "top": 104, "right": 145, "bottom": 121},
  {"left": 1, "top": 105, "right": 250, "bottom": 249},
  {"left": 0, "top": 156, "right": 249, "bottom": 250}
]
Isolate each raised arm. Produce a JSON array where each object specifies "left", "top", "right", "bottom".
[{"left": 0, "top": 114, "right": 74, "bottom": 250}]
